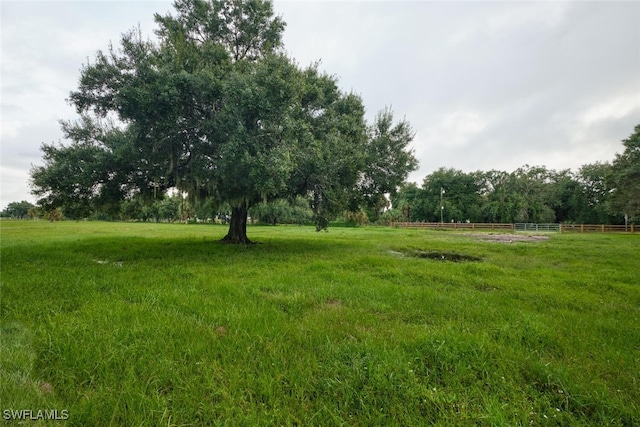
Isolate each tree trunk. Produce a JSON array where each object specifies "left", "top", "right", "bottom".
[{"left": 221, "top": 205, "right": 252, "bottom": 244}]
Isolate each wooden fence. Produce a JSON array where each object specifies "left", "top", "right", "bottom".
[
  {"left": 560, "top": 224, "right": 636, "bottom": 233},
  {"left": 392, "top": 222, "right": 514, "bottom": 231},
  {"left": 391, "top": 222, "right": 637, "bottom": 234}
]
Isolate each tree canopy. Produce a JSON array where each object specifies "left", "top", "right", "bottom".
[
  {"left": 30, "top": 0, "right": 417, "bottom": 243},
  {"left": 608, "top": 123, "right": 640, "bottom": 222},
  {"left": 0, "top": 201, "right": 36, "bottom": 219}
]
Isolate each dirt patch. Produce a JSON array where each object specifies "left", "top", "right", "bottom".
[
  {"left": 466, "top": 233, "right": 549, "bottom": 243},
  {"left": 213, "top": 326, "right": 227, "bottom": 337},
  {"left": 323, "top": 299, "right": 342, "bottom": 309},
  {"left": 40, "top": 382, "right": 54, "bottom": 394}
]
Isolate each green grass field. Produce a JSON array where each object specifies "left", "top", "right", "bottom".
[{"left": 1, "top": 221, "right": 638, "bottom": 426}]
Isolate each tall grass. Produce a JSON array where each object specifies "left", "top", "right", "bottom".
[{"left": 1, "top": 221, "right": 638, "bottom": 425}]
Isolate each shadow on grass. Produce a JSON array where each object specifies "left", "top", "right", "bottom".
[{"left": 52, "top": 233, "right": 355, "bottom": 266}]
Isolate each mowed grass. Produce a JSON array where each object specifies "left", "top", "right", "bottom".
[{"left": 1, "top": 221, "right": 638, "bottom": 426}]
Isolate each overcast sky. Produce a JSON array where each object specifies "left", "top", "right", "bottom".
[{"left": 1, "top": 0, "right": 639, "bottom": 210}]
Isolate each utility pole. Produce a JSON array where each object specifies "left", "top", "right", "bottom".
[
  {"left": 625, "top": 213, "right": 628, "bottom": 232},
  {"left": 440, "top": 187, "right": 445, "bottom": 224}
]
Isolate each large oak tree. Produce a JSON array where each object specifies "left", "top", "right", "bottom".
[{"left": 31, "top": 0, "right": 417, "bottom": 243}]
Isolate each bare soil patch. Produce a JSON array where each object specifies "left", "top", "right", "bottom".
[{"left": 466, "top": 233, "right": 549, "bottom": 243}]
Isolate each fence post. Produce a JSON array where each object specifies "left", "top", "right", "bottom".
[
  {"left": 580, "top": 224, "right": 584, "bottom": 233},
  {"left": 602, "top": 224, "right": 605, "bottom": 233}
]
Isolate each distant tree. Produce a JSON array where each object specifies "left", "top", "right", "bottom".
[
  {"left": 0, "top": 201, "right": 35, "bottom": 219},
  {"left": 27, "top": 206, "right": 41, "bottom": 220},
  {"left": 343, "top": 209, "right": 368, "bottom": 226},
  {"left": 420, "top": 168, "right": 484, "bottom": 222},
  {"left": 391, "top": 183, "right": 425, "bottom": 222},
  {"left": 379, "top": 208, "right": 404, "bottom": 225},
  {"left": 479, "top": 170, "right": 511, "bottom": 223},
  {"left": 575, "top": 162, "right": 615, "bottom": 224},
  {"left": 289, "top": 196, "right": 315, "bottom": 224},
  {"left": 505, "top": 165, "right": 556, "bottom": 223},
  {"left": 158, "top": 196, "right": 181, "bottom": 222},
  {"left": 357, "top": 108, "right": 418, "bottom": 221},
  {"left": 43, "top": 208, "right": 64, "bottom": 222},
  {"left": 249, "top": 196, "right": 313, "bottom": 225},
  {"left": 120, "top": 197, "right": 144, "bottom": 221},
  {"left": 250, "top": 199, "right": 291, "bottom": 225},
  {"left": 144, "top": 201, "right": 162, "bottom": 223},
  {"left": 547, "top": 169, "right": 582, "bottom": 223},
  {"left": 608, "top": 123, "right": 640, "bottom": 223}
]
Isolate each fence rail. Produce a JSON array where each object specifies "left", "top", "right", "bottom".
[
  {"left": 560, "top": 224, "right": 636, "bottom": 233},
  {"left": 391, "top": 222, "right": 637, "bottom": 234},
  {"left": 392, "top": 222, "right": 514, "bottom": 231}
]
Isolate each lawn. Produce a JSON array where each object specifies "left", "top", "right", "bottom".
[{"left": 1, "top": 221, "right": 638, "bottom": 425}]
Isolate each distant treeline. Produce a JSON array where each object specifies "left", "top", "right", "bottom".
[
  {"left": 0, "top": 195, "right": 315, "bottom": 225},
  {"left": 384, "top": 163, "right": 628, "bottom": 225}
]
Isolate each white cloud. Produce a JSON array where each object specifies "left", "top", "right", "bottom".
[
  {"left": 427, "top": 111, "right": 489, "bottom": 149},
  {"left": 0, "top": 166, "right": 35, "bottom": 208},
  {"left": 580, "top": 94, "right": 640, "bottom": 126}
]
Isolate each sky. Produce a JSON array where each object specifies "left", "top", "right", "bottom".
[{"left": 1, "top": 0, "right": 639, "bottom": 210}]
